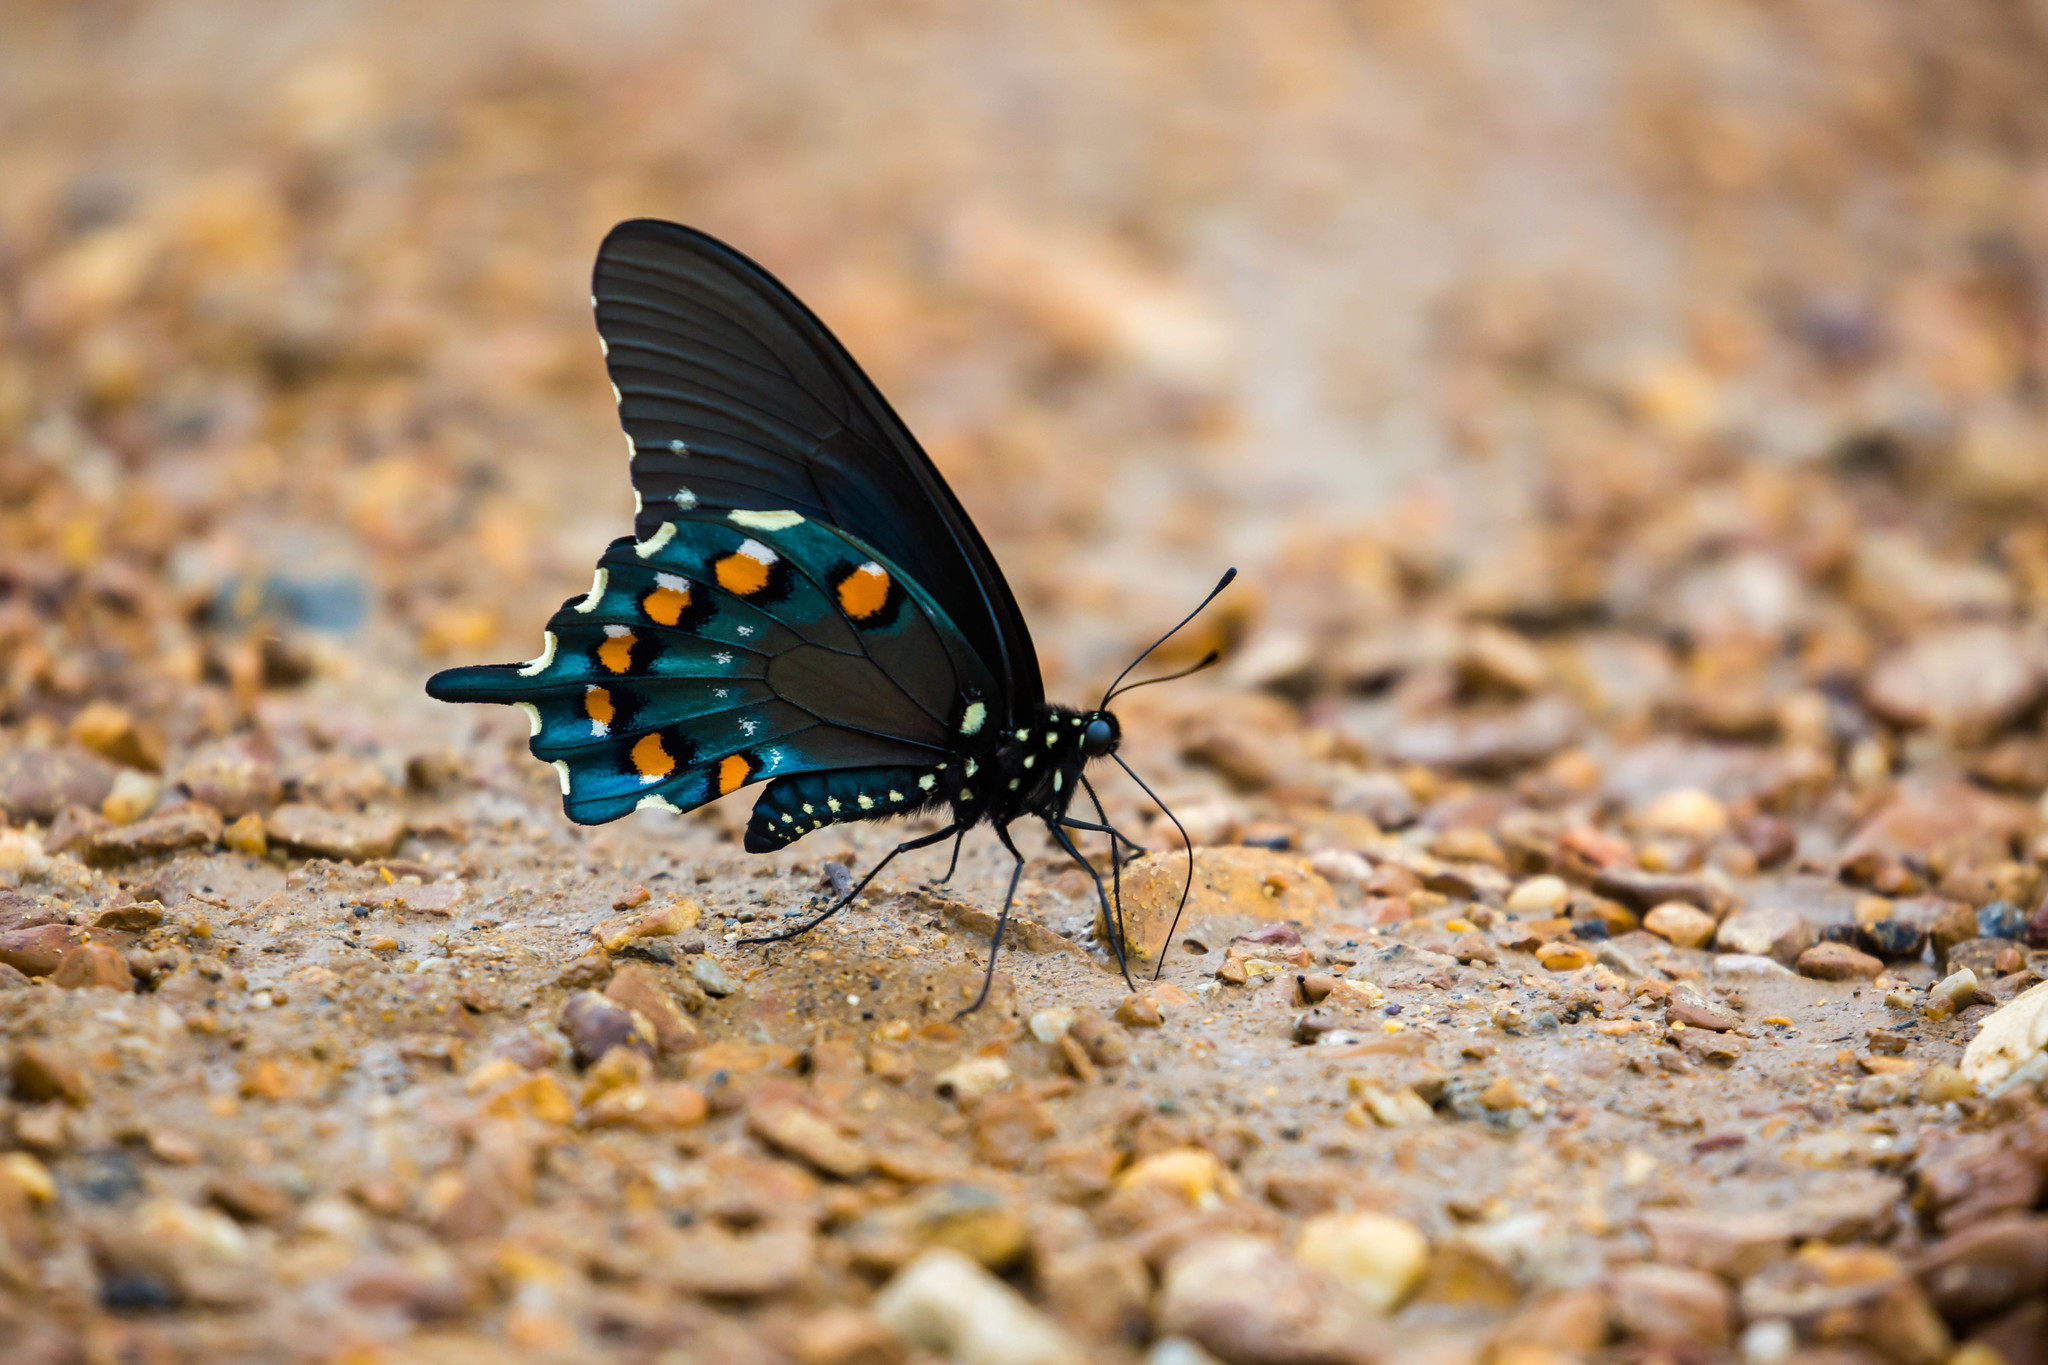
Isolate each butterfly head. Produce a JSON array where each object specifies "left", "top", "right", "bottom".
[{"left": 1080, "top": 711, "right": 1121, "bottom": 758}]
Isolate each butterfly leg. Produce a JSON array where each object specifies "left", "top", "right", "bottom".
[
  {"left": 1045, "top": 819, "right": 1134, "bottom": 991},
  {"left": 956, "top": 823, "right": 1025, "bottom": 1019},
  {"left": 929, "top": 827, "right": 968, "bottom": 886},
  {"left": 739, "top": 822, "right": 961, "bottom": 946}
]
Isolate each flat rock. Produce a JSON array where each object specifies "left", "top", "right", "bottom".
[
  {"left": 0, "top": 746, "right": 117, "bottom": 823},
  {"left": 264, "top": 804, "right": 405, "bottom": 862},
  {"left": 1915, "top": 1214, "right": 2048, "bottom": 1325},
  {"left": 1381, "top": 697, "right": 1580, "bottom": 776},
  {"left": 1156, "top": 1235, "right": 1384, "bottom": 1365},
  {"left": 874, "top": 1248, "right": 1085, "bottom": 1365},
  {"left": 1962, "top": 979, "right": 2048, "bottom": 1093},
  {"left": 1841, "top": 779, "right": 2036, "bottom": 871},
  {"left": 1608, "top": 1263, "right": 1732, "bottom": 1346},
  {"left": 0, "top": 923, "right": 85, "bottom": 977},
  {"left": 1593, "top": 867, "right": 1733, "bottom": 916},
  {"left": 1714, "top": 904, "right": 1814, "bottom": 964},
  {"left": 1866, "top": 623, "right": 2042, "bottom": 742},
  {"left": 1797, "top": 942, "right": 1884, "bottom": 981},
  {"left": 78, "top": 803, "right": 222, "bottom": 866},
  {"left": 1105, "top": 847, "right": 1336, "bottom": 964},
  {"left": 174, "top": 735, "right": 282, "bottom": 818},
  {"left": 748, "top": 1099, "right": 872, "bottom": 1179}
]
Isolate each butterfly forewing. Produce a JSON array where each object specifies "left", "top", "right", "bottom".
[{"left": 593, "top": 220, "right": 1042, "bottom": 727}]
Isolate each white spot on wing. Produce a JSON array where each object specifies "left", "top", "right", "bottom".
[
  {"left": 575, "top": 568, "right": 608, "bottom": 613},
  {"left": 610, "top": 382, "right": 622, "bottom": 405},
  {"left": 960, "top": 701, "right": 986, "bottom": 736},
  {"left": 517, "top": 631, "right": 557, "bottom": 677},
  {"left": 552, "top": 761, "right": 572, "bottom": 794},
  {"left": 634, "top": 522, "right": 677, "bottom": 559},
  {"left": 669, "top": 438, "right": 688, "bottom": 454},
  {"left": 734, "top": 538, "right": 777, "bottom": 566},
  {"left": 918, "top": 774, "right": 936, "bottom": 791},
  {"left": 515, "top": 702, "right": 541, "bottom": 736},
  {"left": 655, "top": 572, "right": 689, "bottom": 592},
  {"left": 637, "top": 794, "right": 680, "bottom": 813},
  {"left": 857, "top": 794, "right": 873, "bottom": 810},
  {"left": 728, "top": 509, "right": 805, "bottom": 531},
  {"left": 603, "top": 624, "right": 631, "bottom": 639},
  {"left": 714, "top": 651, "right": 733, "bottom": 665},
  {"left": 1053, "top": 772, "right": 1063, "bottom": 791},
  {"left": 673, "top": 487, "right": 698, "bottom": 509},
  {"left": 624, "top": 431, "right": 636, "bottom": 459}
]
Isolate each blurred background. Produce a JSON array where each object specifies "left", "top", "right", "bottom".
[{"left": 5, "top": 0, "right": 2048, "bottom": 820}]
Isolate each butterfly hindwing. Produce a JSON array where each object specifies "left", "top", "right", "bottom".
[
  {"left": 426, "top": 510, "right": 997, "bottom": 825},
  {"left": 593, "top": 219, "right": 1043, "bottom": 727}
]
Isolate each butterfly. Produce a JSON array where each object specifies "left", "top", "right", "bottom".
[{"left": 426, "top": 220, "right": 1230, "bottom": 1011}]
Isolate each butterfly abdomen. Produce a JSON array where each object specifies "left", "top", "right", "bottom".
[{"left": 745, "top": 767, "right": 946, "bottom": 853}]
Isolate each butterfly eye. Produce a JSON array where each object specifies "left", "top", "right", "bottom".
[{"left": 1081, "top": 717, "right": 1117, "bottom": 756}]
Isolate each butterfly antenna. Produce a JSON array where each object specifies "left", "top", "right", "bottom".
[
  {"left": 1099, "top": 568, "right": 1237, "bottom": 711},
  {"left": 1111, "top": 752, "right": 1195, "bottom": 980},
  {"left": 1106, "top": 649, "right": 1221, "bottom": 704}
]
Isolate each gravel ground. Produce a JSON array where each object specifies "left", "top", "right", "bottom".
[{"left": 6, "top": 3, "right": 2048, "bottom": 1362}]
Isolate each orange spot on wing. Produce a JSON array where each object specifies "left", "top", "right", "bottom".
[
  {"left": 585, "top": 686, "right": 614, "bottom": 726},
  {"left": 717, "top": 753, "right": 750, "bottom": 796},
  {"left": 630, "top": 733, "right": 675, "bottom": 780},
  {"left": 837, "top": 562, "right": 891, "bottom": 620},
  {"left": 715, "top": 550, "right": 771, "bottom": 596},
  {"left": 642, "top": 583, "right": 690, "bottom": 626},
  {"left": 598, "top": 631, "right": 637, "bottom": 674}
]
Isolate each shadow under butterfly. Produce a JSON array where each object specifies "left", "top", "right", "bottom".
[{"left": 426, "top": 219, "right": 1232, "bottom": 1013}]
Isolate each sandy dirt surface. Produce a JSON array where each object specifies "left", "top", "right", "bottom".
[{"left": 6, "top": 3, "right": 2048, "bottom": 1362}]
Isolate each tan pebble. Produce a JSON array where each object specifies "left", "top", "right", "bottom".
[
  {"left": 581, "top": 1081, "right": 708, "bottom": 1131},
  {"left": 873, "top": 1248, "right": 1082, "bottom": 1365},
  {"left": 1294, "top": 1210, "right": 1429, "bottom": 1312},
  {"left": 1028, "top": 1007, "right": 1078, "bottom": 1044},
  {"left": 1351, "top": 1084, "right": 1433, "bottom": 1127},
  {"left": 0, "top": 1152, "right": 55, "bottom": 1203},
  {"left": 868, "top": 1044, "right": 915, "bottom": 1083},
  {"left": 12, "top": 1043, "right": 89, "bottom": 1106},
  {"left": 749, "top": 1100, "right": 872, "bottom": 1179},
  {"left": 1643, "top": 902, "right": 1718, "bottom": 949},
  {"left": 933, "top": 1056, "right": 1011, "bottom": 1103},
  {"left": 1920, "top": 1062, "right": 1976, "bottom": 1104},
  {"left": 145, "top": 1129, "right": 202, "bottom": 1166},
  {"left": 1796, "top": 942, "right": 1884, "bottom": 981},
  {"left": 1505, "top": 875, "right": 1569, "bottom": 916},
  {"left": 93, "top": 900, "right": 164, "bottom": 931},
  {"left": 1429, "top": 828, "right": 1506, "bottom": 867},
  {"left": 1296, "top": 973, "right": 1337, "bottom": 1004},
  {"left": 603, "top": 963, "right": 702, "bottom": 1057},
  {"left": 1932, "top": 967, "right": 1982, "bottom": 1010},
  {"left": 101, "top": 769, "right": 162, "bottom": 825},
  {"left": 1479, "top": 1076, "right": 1524, "bottom": 1111},
  {"left": 69, "top": 700, "right": 162, "bottom": 771},
  {"left": 1636, "top": 788, "right": 1728, "bottom": 840},
  {"left": 790, "top": 1308, "right": 903, "bottom": 1365},
  {"left": 1961, "top": 978, "right": 2048, "bottom": 1092},
  {"left": 51, "top": 942, "right": 133, "bottom": 991},
  {"left": 1535, "top": 941, "right": 1594, "bottom": 972},
  {"left": 1118, "top": 1147, "right": 1232, "bottom": 1204},
  {"left": 591, "top": 898, "right": 700, "bottom": 952},
  {"left": 1451, "top": 933, "right": 1500, "bottom": 966},
  {"left": 479, "top": 1072, "right": 576, "bottom": 1126},
  {"left": 1113, "top": 994, "right": 1164, "bottom": 1027}
]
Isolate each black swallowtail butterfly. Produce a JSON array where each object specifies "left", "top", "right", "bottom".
[{"left": 426, "top": 220, "right": 1231, "bottom": 1010}]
